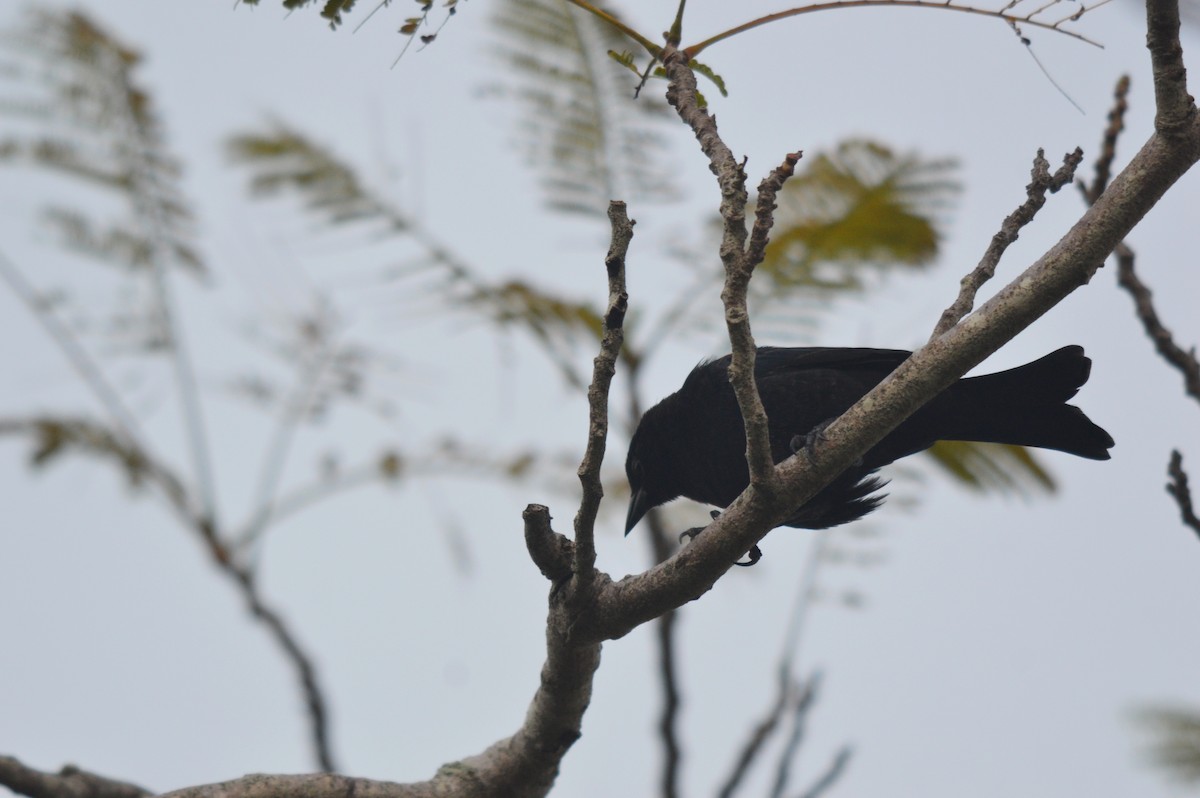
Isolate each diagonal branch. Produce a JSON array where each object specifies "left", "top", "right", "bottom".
[
  {"left": 0, "top": 756, "right": 150, "bottom": 798},
  {"left": 1168, "top": 451, "right": 1200, "bottom": 538},
  {"left": 1114, "top": 243, "right": 1200, "bottom": 402}
]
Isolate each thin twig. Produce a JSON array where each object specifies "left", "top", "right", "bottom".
[
  {"left": 0, "top": 249, "right": 146, "bottom": 452},
  {"left": 795, "top": 746, "right": 854, "bottom": 798},
  {"left": 682, "top": 0, "right": 1105, "bottom": 57},
  {"left": 1080, "top": 75, "right": 1130, "bottom": 204},
  {"left": 103, "top": 40, "right": 221, "bottom": 528},
  {"left": 573, "top": 200, "right": 632, "bottom": 582},
  {"left": 646, "top": 511, "right": 683, "bottom": 798},
  {"left": 661, "top": 45, "right": 788, "bottom": 488},
  {"left": 716, "top": 669, "right": 796, "bottom": 798},
  {"left": 1114, "top": 243, "right": 1200, "bottom": 402},
  {"left": 1167, "top": 451, "right": 1200, "bottom": 539},
  {"left": 717, "top": 529, "right": 831, "bottom": 797},
  {"left": 768, "top": 674, "right": 820, "bottom": 798},
  {"left": 931, "top": 147, "right": 1083, "bottom": 340},
  {"left": 239, "top": 333, "right": 340, "bottom": 548}
]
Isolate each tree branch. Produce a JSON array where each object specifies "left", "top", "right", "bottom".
[
  {"left": 1167, "top": 450, "right": 1200, "bottom": 539},
  {"left": 573, "top": 201, "right": 632, "bottom": 583},
  {"left": 661, "top": 44, "right": 793, "bottom": 490},
  {"left": 931, "top": 147, "right": 1082, "bottom": 340},
  {"left": 589, "top": 84, "right": 1200, "bottom": 645},
  {"left": 1114, "top": 243, "right": 1200, "bottom": 402},
  {"left": 31, "top": 2, "right": 1200, "bottom": 795},
  {"left": 1146, "top": 0, "right": 1194, "bottom": 136},
  {"left": 0, "top": 756, "right": 150, "bottom": 798}
]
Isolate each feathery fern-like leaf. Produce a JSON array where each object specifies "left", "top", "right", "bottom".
[{"left": 491, "top": 0, "right": 678, "bottom": 216}]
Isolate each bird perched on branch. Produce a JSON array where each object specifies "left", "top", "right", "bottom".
[{"left": 624, "top": 345, "right": 1113, "bottom": 535}]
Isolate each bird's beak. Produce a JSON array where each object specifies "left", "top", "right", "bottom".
[{"left": 625, "top": 487, "right": 652, "bottom": 536}]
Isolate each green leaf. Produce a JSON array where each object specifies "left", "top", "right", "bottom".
[
  {"left": 923, "top": 440, "right": 1056, "bottom": 496},
  {"left": 761, "top": 139, "right": 960, "bottom": 291},
  {"left": 228, "top": 125, "right": 407, "bottom": 230}
]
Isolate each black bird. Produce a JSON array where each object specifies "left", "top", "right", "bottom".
[{"left": 625, "top": 345, "right": 1113, "bottom": 534}]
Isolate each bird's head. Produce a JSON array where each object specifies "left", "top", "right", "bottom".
[{"left": 624, "top": 403, "right": 681, "bottom": 535}]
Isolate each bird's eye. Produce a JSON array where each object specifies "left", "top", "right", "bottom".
[{"left": 629, "top": 458, "right": 643, "bottom": 482}]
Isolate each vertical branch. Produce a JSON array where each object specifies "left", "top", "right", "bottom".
[
  {"left": 573, "top": 201, "right": 632, "bottom": 581},
  {"left": 1145, "top": 0, "right": 1194, "bottom": 137},
  {"left": 646, "top": 511, "right": 683, "bottom": 798},
  {"left": 97, "top": 42, "right": 220, "bottom": 526},
  {"left": 661, "top": 45, "right": 799, "bottom": 487}
]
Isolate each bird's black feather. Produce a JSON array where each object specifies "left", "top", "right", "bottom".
[{"left": 624, "top": 346, "right": 1113, "bottom": 534}]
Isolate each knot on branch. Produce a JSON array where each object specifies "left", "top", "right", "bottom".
[{"left": 524, "top": 504, "right": 574, "bottom": 584}]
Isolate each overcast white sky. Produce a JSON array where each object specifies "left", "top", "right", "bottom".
[{"left": 2, "top": 1, "right": 1200, "bottom": 797}]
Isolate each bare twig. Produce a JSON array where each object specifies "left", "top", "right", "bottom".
[
  {"left": 1168, "top": 451, "right": 1200, "bottom": 539},
  {"left": 1114, "top": 243, "right": 1200, "bottom": 402},
  {"left": 0, "top": 250, "right": 146, "bottom": 453},
  {"left": 795, "top": 746, "right": 853, "bottom": 798},
  {"left": 55, "top": 1, "right": 1200, "bottom": 795},
  {"left": 100, "top": 44, "right": 221, "bottom": 527},
  {"left": 717, "top": 669, "right": 797, "bottom": 798},
  {"left": 1080, "top": 75, "right": 1131, "bottom": 204},
  {"left": 0, "top": 756, "right": 150, "bottom": 798},
  {"left": 718, "top": 529, "right": 832, "bottom": 797},
  {"left": 1082, "top": 76, "right": 1200, "bottom": 542},
  {"left": 573, "top": 200, "right": 632, "bottom": 582},
  {"left": 931, "top": 147, "right": 1082, "bottom": 340},
  {"left": 646, "top": 511, "right": 683, "bottom": 798},
  {"left": 662, "top": 44, "right": 795, "bottom": 490},
  {"left": 0, "top": 412, "right": 338, "bottom": 771},
  {"left": 768, "top": 674, "right": 821, "bottom": 798},
  {"left": 682, "top": 0, "right": 1107, "bottom": 57}
]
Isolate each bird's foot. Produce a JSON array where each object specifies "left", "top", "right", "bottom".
[
  {"left": 678, "top": 510, "right": 763, "bottom": 566},
  {"left": 790, "top": 418, "right": 862, "bottom": 466}
]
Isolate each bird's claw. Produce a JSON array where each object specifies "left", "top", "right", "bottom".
[
  {"left": 678, "top": 510, "right": 764, "bottom": 566},
  {"left": 790, "top": 419, "right": 862, "bottom": 466},
  {"left": 735, "top": 545, "right": 763, "bottom": 567}
]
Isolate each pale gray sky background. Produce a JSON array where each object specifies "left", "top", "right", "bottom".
[{"left": 2, "top": 1, "right": 1200, "bottom": 797}]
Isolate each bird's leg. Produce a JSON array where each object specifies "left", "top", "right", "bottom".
[{"left": 678, "top": 510, "right": 763, "bottom": 566}]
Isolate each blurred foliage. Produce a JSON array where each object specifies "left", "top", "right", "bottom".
[
  {"left": 1, "top": 417, "right": 150, "bottom": 487},
  {"left": 0, "top": 9, "right": 202, "bottom": 278},
  {"left": 761, "top": 140, "right": 958, "bottom": 291},
  {"left": 227, "top": 121, "right": 608, "bottom": 386},
  {"left": 1135, "top": 707, "right": 1200, "bottom": 785},
  {"left": 926, "top": 440, "right": 1056, "bottom": 495},
  {"left": 0, "top": 8, "right": 204, "bottom": 355},
  {"left": 4, "top": 4, "right": 1061, "bottom": 537},
  {"left": 490, "top": 0, "right": 679, "bottom": 216}
]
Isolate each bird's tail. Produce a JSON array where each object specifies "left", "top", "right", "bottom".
[{"left": 932, "top": 345, "right": 1114, "bottom": 460}]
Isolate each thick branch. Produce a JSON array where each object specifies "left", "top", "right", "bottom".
[
  {"left": 0, "top": 757, "right": 149, "bottom": 798},
  {"left": 589, "top": 112, "right": 1200, "bottom": 643},
  {"left": 1146, "top": 0, "right": 1194, "bottom": 135}
]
